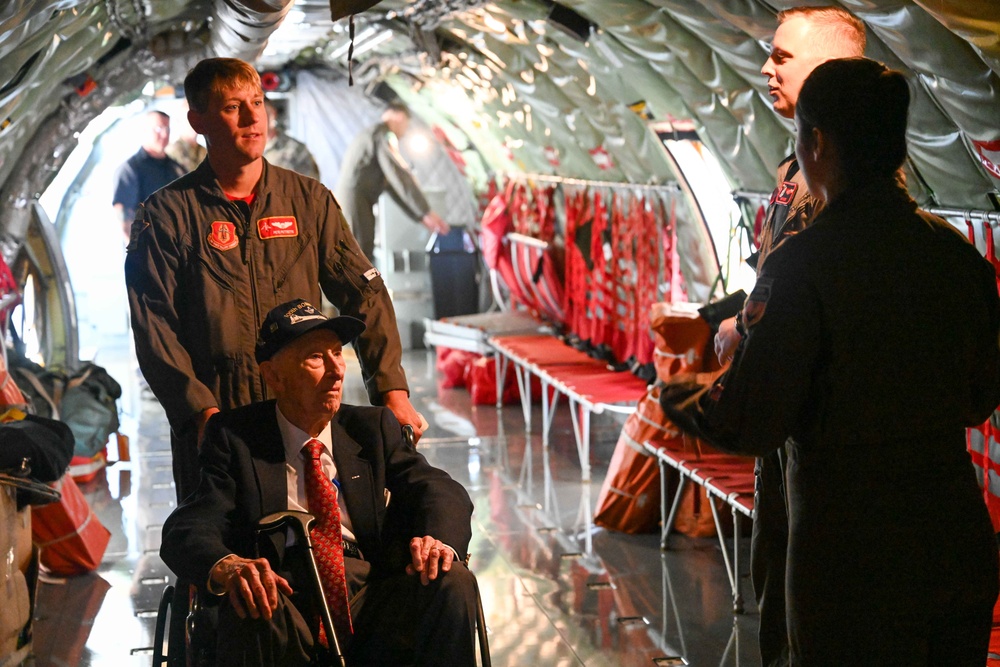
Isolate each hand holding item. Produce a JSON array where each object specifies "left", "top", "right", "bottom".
[
  {"left": 714, "top": 316, "right": 742, "bottom": 365},
  {"left": 384, "top": 390, "right": 427, "bottom": 442},
  {"left": 212, "top": 554, "right": 293, "bottom": 621},
  {"left": 421, "top": 211, "right": 451, "bottom": 235}
]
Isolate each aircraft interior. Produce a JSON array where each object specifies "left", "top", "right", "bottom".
[{"left": 2, "top": 1, "right": 1000, "bottom": 666}]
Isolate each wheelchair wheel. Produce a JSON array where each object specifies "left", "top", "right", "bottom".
[{"left": 152, "top": 585, "right": 174, "bottom": 666}]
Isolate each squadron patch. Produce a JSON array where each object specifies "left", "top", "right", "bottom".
[
  {"left": 258, "top": 216, "right": 298, "bottom": 240},
  {"left": 774, "top": 180, "right": 798, "bottom": 206},
  {"left": 743, "top": 279, "right": 772, "bottom": 329},
  {"left": 208, "top": 221, "right": 238, "bottom": 251}
]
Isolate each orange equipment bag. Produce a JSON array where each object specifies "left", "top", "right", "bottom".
[
  {"left": 594, "top": 386, "right": 682, "bottom": 534},
  {"left": 650, "top": 303, "right": 719, "bottom": 383},
  {"left": 31, "top": 474, "right": 110, "bottom": 576}
]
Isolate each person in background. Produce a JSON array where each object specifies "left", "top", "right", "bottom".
[
  {"left": 663, "top": 56, "right": 1000, "bottom": 666},
  {"left": 335, "top": 101, "right": 449, "bottom": 261},
  {"left": 112, "top": 110, "right": 185, "bottom": 241},
  {"left": 263, "top": 98, "right": 320, "bottom": 180},
  {"left": 160, "top": 299, "right": 477, "bottom": 666},
  {"left": 165, "top": 106, "right": 207, "bottom": 172},
  {"left": 125, "top": 58, "right": 426, "bottom": 505},
  {"left": 711, "top": 8, "right": 865, "bottom": 665}
]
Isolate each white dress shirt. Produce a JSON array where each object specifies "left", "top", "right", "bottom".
[{"left": 276, "top": 405, "right": 356, "bottom": 542}]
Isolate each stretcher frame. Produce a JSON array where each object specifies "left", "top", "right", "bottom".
[
  {"left": 643, "top": 441, "right": 755, "bottom": 614},
  {"left": 490, "top": 334, "right": 648, "bottom": 482}
]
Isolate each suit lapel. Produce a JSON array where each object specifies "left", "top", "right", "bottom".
[
  {"left": 329, "top": 415, "right": 381, "bottom": 556},
  {"left": 248, "top": 408, "right": 289, "bottom": 519}
]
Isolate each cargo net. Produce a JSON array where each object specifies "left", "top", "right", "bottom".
[{"left": 480, "top": 177, "right": 685, "bottom": 379}]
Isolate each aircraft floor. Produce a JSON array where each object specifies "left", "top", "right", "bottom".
[{"left": 26, "top": 340, "right": 762, "bottom": 666}]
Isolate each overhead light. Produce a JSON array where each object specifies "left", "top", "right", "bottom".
[
  {"left": 330, "top": 26, "right": 376, "bottom": 60},
  {"left": 351, "top": 29, "right": 394, "bottom": 58},
  {"left": 404, "top": 131, "right": 432, "bottom": 156}
]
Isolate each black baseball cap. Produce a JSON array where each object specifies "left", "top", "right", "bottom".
[{"left": 255, "top": 299, "right": 366, "bottom": 363}]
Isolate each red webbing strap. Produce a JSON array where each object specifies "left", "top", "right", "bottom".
[
  {"left": 634, "top": 198, "right": 658, "bottom": 364},
  {"left": 535, "top": 245, "right": 565, "bottom": 324},
  {"left": 538, "top": 185, "right": 557, "bottom": 242},
  {"left": 0, "top": 253, "right": 20, "bottom": 323},
  {"left": 566, "top": 189, "right": 592, "bottom": 339},
  {"left": 985, "top": 220, "right": 1000, "bottom": 280},
  {"left": 510, "top": 182, "right": 543, "bottom": 239},
  {"left": 588, "top": 191, "right": 611, "bottom": 347},
  {"left": 623, "top": 194, "right": 647, "bottom": 363},
  {"left": 966, "top": 217, "right": 977, "bottom": 246},
  {"left": 562, "top": 188, "right": 582, "bottom": 330},
  {"left": 607, "top": 192, "right": 628, "bottom": 362},
  {"left": 511, "top": 240, "right": 542, "bottom": 314},
  {"left": 663, "top": 194, "right": 687, "bottom": 302},
  {"left": 513, "top": 241, "right": 543, "bottom": 314}
]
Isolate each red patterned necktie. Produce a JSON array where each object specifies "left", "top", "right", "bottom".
[{"left": 303, "top": 438, "right": 353, "bottom": 643}]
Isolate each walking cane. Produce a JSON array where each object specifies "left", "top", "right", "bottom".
[{"left": 257, "top": 510, "right": 347, "bottom": 667}]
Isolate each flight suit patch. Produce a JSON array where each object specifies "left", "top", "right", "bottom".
[
  {"left": 743, "top": 279, "right": 772, "bottom": 329},
  {"left": 258, "top": 216, "right": 298, "bottom": 239},
  {"left": 208, "top": 221, "right": 238, "bottom": 251},
  {"left": 774, "top": 181, "right": 798, "bottom": 206}
]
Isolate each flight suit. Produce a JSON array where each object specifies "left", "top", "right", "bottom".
[
  {"left": 335, "top": 121, "right": 431, "bottom": 261},
  {"left": 749, "top": 154, "right": 820, "bottom": 667},
  {"left": 671, "top": 180, "right": 1000, "bottom": 665},
  {"left": 125, "top": 159, "right": 408, "bottom": 498},
  {"left": 264, "top": 131, "right": 320, "bottom": 181}
]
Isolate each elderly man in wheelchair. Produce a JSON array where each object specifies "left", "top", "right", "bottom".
[{"left": 159, "top": 299, "right": 479, "bottom": 666}]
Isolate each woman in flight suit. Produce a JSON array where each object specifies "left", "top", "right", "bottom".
[{"left": 663, "top": 57, "right": 1000, "bottom": 665}]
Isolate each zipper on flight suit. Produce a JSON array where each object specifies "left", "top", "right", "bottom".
[{"left": 232, "top": 199, "right": 265, "bottom": 401}]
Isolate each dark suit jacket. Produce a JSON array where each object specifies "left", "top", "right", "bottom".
[{"left": 161, "top": 401, "right": 474, "bottom": 585}]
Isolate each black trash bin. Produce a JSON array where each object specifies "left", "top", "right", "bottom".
[{"left": 428, "top": 228, "right": 479, "bottom": 319}]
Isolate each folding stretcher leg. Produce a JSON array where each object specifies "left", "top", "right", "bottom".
[
  {"left": 512, "top": 363, "right": 532, "bottom": 431},
  {"left": 567, "top": 398, "right": 592, "bottom": 481},
  {"left": 540, "top": 380, "right": 559, "bottom": 466},
  {"left": 705, "top": 490, "right": 740, "bottom": 614},
  {"left": 662, "top": 471, "right": 686, "bottom": 551},
  {"left": 495, "top": 354, "right": 506, "bottom": 411}
]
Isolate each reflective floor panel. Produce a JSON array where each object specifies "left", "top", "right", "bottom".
[{"left": 28, "top": 344, "right": 762, "bottom": 666}]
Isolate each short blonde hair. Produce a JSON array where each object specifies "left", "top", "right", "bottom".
[
  {"left": 184, "top": 58, "right": 262, "bottom": 113},
  {"left": 778, "top": 6, "right": 866, "bottom": 57}
]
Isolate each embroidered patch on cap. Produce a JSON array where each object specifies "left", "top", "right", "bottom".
[
  {"left": 743, "top": 279, "right": 772, "bottom": 330},
  {"left": 774, "top": 181, "right": 798, "bottom": 206},
  {"left": 258, "top": 216, "right": 298, "bottom": 240},
  {"left": 208, "top": 221, "right": 238, "bottom": 251}
]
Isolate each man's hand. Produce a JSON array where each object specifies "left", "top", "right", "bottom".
[
  {"left": 384, "top": 390, "right": 428, "bottom": 442},
  {"left": 405, "top": 535, "right": 455, "bottom": 586},
  {"left": 211, "top": 555, "right": 292, "bottom": 620},
  {"left": 714, "top": 316, "right": 742, "bottom": 366},
  {"left": 421, "top": 212, "right": 450, "bottom": 236},
  {"left": 194, "top": 407, "right": 220, "bottom": 447}
]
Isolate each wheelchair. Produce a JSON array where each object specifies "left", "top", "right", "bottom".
[
  {"left": 153, "top": 428, "right": 490, "bottom": 666},
  {"left": 152, "top": 557, "right": 491, "bottom": 666}
]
